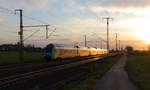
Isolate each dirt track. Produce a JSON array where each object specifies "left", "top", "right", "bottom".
[{"left": 93, "top": 54, "right": 138, "bottom": 90}]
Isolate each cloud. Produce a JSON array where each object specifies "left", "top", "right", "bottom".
[
  {"left": 85, "top": 0, "right": 150, "bottom": 9},
  {"left": 60, "top": 17, "right": 101, "bottom": 27},
  {"left": 0, "top": 0, "right": 51, "bottom": 10},
  {"left": 21, "top": 0, "right": 50, "bottom": 10},
  {"left": 0, "top": 16, "right": 8, "bottom": 22},
  {"left": 76, "top": 0, "right": 150, "bottom": 16}
]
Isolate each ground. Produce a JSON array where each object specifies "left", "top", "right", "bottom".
[
  {"left": 0, "top": 51, "right": 42, "bottom": 64},
  {"left": 63, "top": 55, "right": 120, "bottom": 90},
  {"left": 126, "top": 53, "right": 150, "bottom": 90},
  {"left": 93, "top": 54, "right": 138, "bottom": 90}
]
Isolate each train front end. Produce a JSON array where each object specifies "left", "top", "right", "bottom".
[{"left": 44, "top": 44, "right": 55, "bottom": 60}]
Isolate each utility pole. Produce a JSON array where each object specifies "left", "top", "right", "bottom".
[
  {"left": 119, "top": 40, "right": 121, "bottom": 51},
  {"left": 103, "top": 17, "right": 113, "bottom": 51},
  {"left": 98, "top": 37, "right": 107, "bottom": 49},
  {"left": 121, "top": 44, "right": 123, "bottom": 51},
  {"left": 15, "top": 9, "right": 24, "bottom": 63},
  {"left": 84, "top": 35, "right": 87, "bottom": 47},
  {"left": 115, "top": 33, "right": 118, "bottom": 51},
  {"left": 46, "top": 25, "right": 49, "bottom": 39},
  {"left": 100, "top": 39, "right": 102, "bottom": 49},
  {"left": 15, "top": 9, "right": 50, "bottom": 63},
  {"left": 98, "top": 37, "right": 103, "bottom": 49},
  {"left": 95, "top": 40, "right": 98, "bottom": 48}
]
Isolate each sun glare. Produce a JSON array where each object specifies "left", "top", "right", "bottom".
[
  {"left": 136, "top": 17, "right": 150, "bottom": 44},
  {"left": 124, "top": 17, "right": 150, "bottom": 44},
  {"left": 118, "top": 8, "right": 150, "bottom": 44}
]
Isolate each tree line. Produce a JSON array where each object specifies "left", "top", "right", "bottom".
[{"left": 0, "top": 44, "right": 42, "bottom": 52}]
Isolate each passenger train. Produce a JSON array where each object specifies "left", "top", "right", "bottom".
[{"left": 44, "top": 43, "right": 108, "bottom": 60}]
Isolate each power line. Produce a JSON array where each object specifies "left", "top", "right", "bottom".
[
  {"left": 0, "top": 6, "right": 57, "bottom": 39},
  {"left": 23, "top": 25, "right": 50, "bottom": 39},
  {"left": 0, "top": 6, "right": 55, "bottom": 38},
  {"left": 0, "top": 7, "right": 58, "bottom": 44},
  {"left": 14, "top": 9, "right": 52, "bottom": 63},
  {"left": 23, "top": 29, "right": 40, "bottom": 41},
  {"left": 22, "top": 15, "right": 49, "bottom": 25},
  {"left": 0, "top": 6, "right": 50, "bottom": 25},
  {"left": 0, "top": 6, "right": 14, "bottom": 14},
  {"left": 0, "top": 23, "right": 17, "bottom": 29},
  {"left": 48, "top": 28, "right": 56, "bottom": 38}
]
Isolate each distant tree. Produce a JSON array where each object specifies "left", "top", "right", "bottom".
[
  {"left": 0, "top": 44, "right": 19, "bottom": 51},
  {"left": 147, "top": 44, "right": 150, "bottom": 51},
  {"left": 0, "top": 44, "right": 42, "bottom": 52},
  {"left": 126, "top": 46, "right": 134, "bottom": 54}
]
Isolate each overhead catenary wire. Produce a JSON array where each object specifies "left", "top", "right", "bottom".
[
  {"left": 0, "top": 6, "right": 14, "bottom": 14},
  {"left": 0, "top": 6, "right": 50, "bottom": 25},
  {"left": 48, "top": 28, "right": 57, "bottom": 37},
  {"left": 0, "top": 5, "right": 101, "bottom": 46},
  {"left": 0, "top": 6, "right": 58, "bottom": 38},
  {"left": 23, "top": 29, "right": 41, "bottom": 41}
]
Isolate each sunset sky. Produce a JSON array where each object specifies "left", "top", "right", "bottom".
[{"left": 0, "top": 0, "right": 150, "bottom": 50}]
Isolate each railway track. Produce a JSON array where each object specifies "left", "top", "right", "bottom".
[
  {"left": 44, "top": 72, "right": 86, "bottom": 90},
  {"left": 0, "top": 57, "right": 102, "bottom": 86},
  {"left": 0, "top": 55, "right": 102, "bottom": 78},
  {"left": 0, "top": 52, "right": 122, "bottom": 90}
]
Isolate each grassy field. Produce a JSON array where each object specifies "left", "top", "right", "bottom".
[
  {"left": 63, "top": 55, "right": 121, "bottom": 90},
  {"left": 0, "top": 51, "right": 43, "bottom": 64},
  {"left": 126, "top": 54, "right": 150, "bottom": 90}
]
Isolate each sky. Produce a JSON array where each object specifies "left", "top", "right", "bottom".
[{"left": 0, "top": 0, "right": 150, "bottom": 50}]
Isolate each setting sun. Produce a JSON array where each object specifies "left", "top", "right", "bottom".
[{"left": 135, "top": 17, "right": 150, "bottom": 44}]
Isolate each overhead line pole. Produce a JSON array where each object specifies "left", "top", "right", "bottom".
[
  {"left": 84, "top": 35, "right": 87, "bottom": 47},
  {"left": 46, "top": 25, "right": 48, "bottom": 39},
  {"left": 119, "top": 40, "right": 121, "bottom": 51},
  {"left": 23, "top": 30, "right": 40, "bottom": 41},
  {"left": 99, "top": 37, "right": 107, "bottom": 49},
  {"left": 98, "top": 37, "right": 103, "bottom": 49},
  {"left": 100, "top": 39, "right": 102, "bottom": 49},
  {"left": 115, "top": 33, "right": 118, "bottom": 51},
  {"left": 103, "top": 17, "right": 113, "bottom": 51},
  {"left": 15, "top": 9, "right": 50, "bottom": 63},
  {"left": 15, "top": 9, "right": 24, "bottom": 63}
]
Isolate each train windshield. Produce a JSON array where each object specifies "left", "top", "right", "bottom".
[{"left": 45, "top": 44, "right": 55, "bottom": 52}]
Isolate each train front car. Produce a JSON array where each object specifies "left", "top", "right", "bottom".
[{"left": 44, "top": 44, "right": 56, "bottom": 60}]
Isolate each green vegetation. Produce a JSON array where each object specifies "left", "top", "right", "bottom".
[
  {"left": 126, "top": 53, "right": 150, "bottom": 90},
  {"left": 0, "top": 51, "right": 43, "bottom": 64},
  {"left": 64, "top": 56, "right": 121, "bottom": 90}
]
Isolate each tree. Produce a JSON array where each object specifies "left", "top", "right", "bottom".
[
  {"left": 147, "top": 44, "right": 150, "bottom": 51},
  {"left": 126, "top": 46, "right": 134, "bottom": 54}
]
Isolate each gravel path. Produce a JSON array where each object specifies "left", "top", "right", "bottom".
[{"left": 93, "top": 54, "right": 138, "bottom": 90}]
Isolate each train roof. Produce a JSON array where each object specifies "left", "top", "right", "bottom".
[{"left": 46, "top": 43, "right": 107, "bottom": 51}]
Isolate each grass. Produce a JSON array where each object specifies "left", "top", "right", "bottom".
[
  {"left": 126, "top": 54, "right": 150, "bottom": 90},
  {"left": 0, "top": 51, "right": 43, "bottom": 64},
  {"left": 63, "top": 55, "right": 121, "bottom": 90}
]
